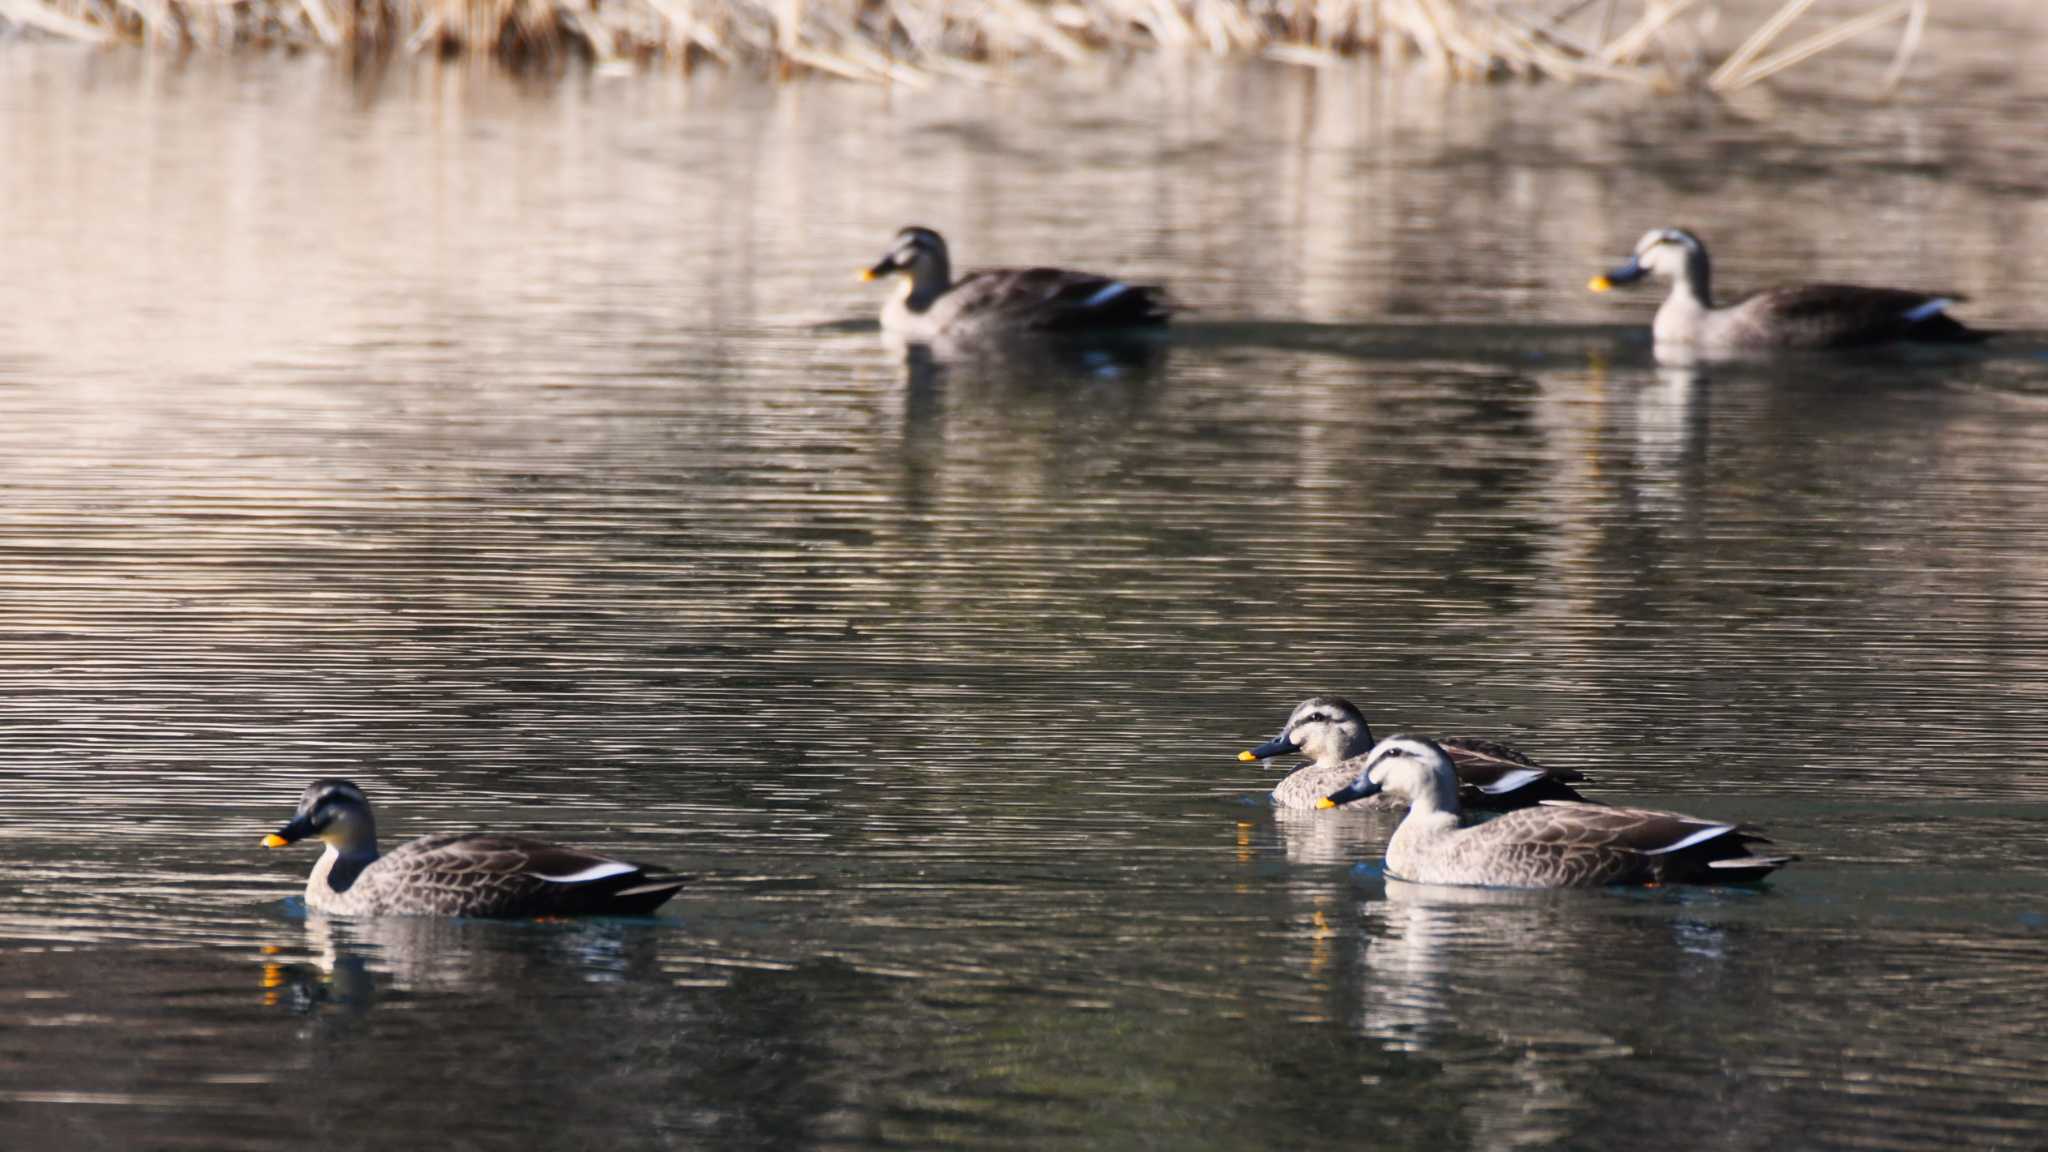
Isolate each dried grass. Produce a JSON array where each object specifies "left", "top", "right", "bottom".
[{"left": 0, "top": 0, "right": 1930, "bottom": 90}]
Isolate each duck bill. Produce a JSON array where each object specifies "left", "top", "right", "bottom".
[
  {"left": 1588, "top": 258, "right": 1646, "bottom": 293},
  {"left": 858, "top": 257, "right": 899, "bottom": 283},
  {"left": 1315, "top": 778, "right": 1384, "bottom": 809},
  {"left": 261, "top": 814, "right": 316, "bottom": 848},
  {"left": 1239, "top": 735, "right": 1299, "bottom": 762}
]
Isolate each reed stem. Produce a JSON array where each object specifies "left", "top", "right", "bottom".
[{"left": 0, "top": 0, "right": 1941, "bottom": 93}]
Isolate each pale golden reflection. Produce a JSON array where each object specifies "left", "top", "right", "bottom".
[{"left": 5, "top": 27, "right": 2048, "bottom": 1152}]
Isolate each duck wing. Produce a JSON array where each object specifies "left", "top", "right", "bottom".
[
  {"left": 1529, "top": 802, "right": 1792, "bottom": 883},
  {"left": 1439, "top": 736, "right": 1589, "bottom": 812},
  {"left": 360, "top": 833, "right": 684, "bottom": 917},
  {"left": 1415, "top": 803, "right": 1789, "bottom": 886},
  {"left": 951, "top": 267, "right": 1173, "bottom": 330},
  {"left": 1742, "top": 283, "right": 1986, "bottom": 346}
]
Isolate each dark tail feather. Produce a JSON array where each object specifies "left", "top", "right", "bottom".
[
  {"left": 1704, "top": 855, "right": 1798, "bottom": 883},
  {"left": 1045, "top": 284, "right": 1174, "bottom": 330},
  {"left": 602, "top": 877, "right": 689, "bottom": 915},
  {"left": 1906, "top": 312, "right": 1992, "bottom": 344}
]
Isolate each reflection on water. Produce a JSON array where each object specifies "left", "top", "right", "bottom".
[
  {"left": 1344, "top": 878, "right": 2048, "bottom": 1149},
  {"left": 5, "top": 39, "right": 2048, "bottom": 1152}
]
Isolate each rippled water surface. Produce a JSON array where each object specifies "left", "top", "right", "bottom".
[{"left": 5, "top": 29, "right": 2048, "bottom": 1151}]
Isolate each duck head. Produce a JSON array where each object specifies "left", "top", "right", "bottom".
[
  {"left": 1589, "top": 227, "right": 1712, "bottom": 301},
  {"left": 861, "top": 226, "right": 952, "bottom": 293},
  {"left": 1239, "top": 696, "right": 1375, "bottom": 767},
  {"left": 263, "top": 778, "right": 379, "bottom": 855},
  {"left": 1317, "top": 735, "right": 1458, "bottom": 810}
]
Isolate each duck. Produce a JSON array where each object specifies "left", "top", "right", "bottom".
[
  {"left": 1317, "top": 736, "right": 1794, "bottom": 887},
  {"left": 261, "top": 778, "right": 686, "bottom": 917},
  {"left": 1589, "top": 227, "right": 1987, "bottom": 352},
  {"left": 1238, "top": 696, "right": 1587, "bottom": 812},
  {"left": 860, "top": 226, "right": 1173, "bottom": 342}
]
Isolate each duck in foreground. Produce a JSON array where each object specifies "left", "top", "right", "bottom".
[
  {"left": 860, "top": 226, "right": 1173, "bottom": 342},
  {"left": 262, "top": 779, "right": 686, "bottom": 917},
  {"left": 1318, "top": 736, "right": 1794, "bottom": 888},
  {"left": 1239, "top": 696, "right": 1586, "bottom": 812},
  {"left": 1590, "top": 227, "right": 1987, "bottom": 353}
]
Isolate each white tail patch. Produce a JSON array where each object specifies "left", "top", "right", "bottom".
[
  {"left": 1903, "top": 297, "right": 1954, "bottom": 323},
  {"left": 1475, "top": 768, "right": 1547, "bottom": 795},
  {"left": 1081, "top": 282, "right": 1129, "bottom": 308},
  {"left": 534, "top": 860, "right": 638, "bottom": 884},
  {"left": 1641, "top": 823, "right": 1736, "bottom": 855}
]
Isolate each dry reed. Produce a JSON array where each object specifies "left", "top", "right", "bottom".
[{"left": 0, "top": 0, "right": 1930, "bottom": 90}]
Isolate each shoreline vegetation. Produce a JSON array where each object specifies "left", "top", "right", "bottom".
[{"left": 0, "top": 0, "right": 1927, "bottom": 90}]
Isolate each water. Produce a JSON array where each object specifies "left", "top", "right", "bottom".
[{"left": 5, "top": 30, "right": 2048, "bottom": 1150}]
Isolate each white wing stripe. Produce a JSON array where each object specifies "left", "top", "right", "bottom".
[
  {"left": 1640, "top": 824, "right": 1736, "bottom": 855},
  {"left": 1475, "top": 768, "right": 1547, "bottom": 795},
  {"left": 1903, "top": 297, "right": 1953, "bottom": 322},
  {"left": 1081, "top": 282, "right": 1129, "bottom": 308},
  {"left": 534, "top": 861, "right": 639, "bottom": 884}
]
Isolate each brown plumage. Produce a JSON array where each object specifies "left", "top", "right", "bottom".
[
  {"left": 262, "top": 779, "right": 686, "bottom": 918},
  {"left": 1591, "top": 227, "right": 1988, "bottom": 353},
  {"left": 1242, "top": 696, "right": 1587, "bottom": 812},
  {"left": 1321, "top": 737, "right": 1793, "bottom": 888},
  {"left": 862, "top": 226, "right": 1173, "bottom": 342}
]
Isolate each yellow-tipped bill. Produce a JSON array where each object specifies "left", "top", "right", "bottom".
[
  {"left": 1237, "top": 750, "right": 1256, "bottom": 762},
  {"left": 858, "top": 268, "right": 878, "bottom": 282},
  {"left": 1314, "top": 797, "right": 1338, "bottom": 809},
  {"left": 1587, "top": 275, "right": 1613, "bottom": 293},
  {"left": 261, "top": 833, "right": 289, "bottom": 848}
]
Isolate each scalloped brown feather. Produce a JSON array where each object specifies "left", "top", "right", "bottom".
[{"left": 307, "top": 833, "right": 684, "bottom": 918}]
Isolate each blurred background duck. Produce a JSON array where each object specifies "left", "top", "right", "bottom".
[
  {"left": 261, "top": 779, "right": 686, "bottom": 917},
  {"left": 1238, "top": 696, "right": 1586, "bottom": 812},
  {"left": 860, "top": 226, "right": 1173, "bottom": 342},
  {"left": 1319, "top": 736, "right": 1793, "bottom": 888},
  {"left": 1590, "top": 227, "right": 1987, "bottom": 353}
]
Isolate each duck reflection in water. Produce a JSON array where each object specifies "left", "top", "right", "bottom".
[
  {"left": 258, "top": 911, "right": 669, "bottom": 1014},
  {"left": 1352, "top": 877, "right": 1749, "bottom": 1148},
  {"left": 892, "top": 338, "right": 1170, "bottom": 516}
]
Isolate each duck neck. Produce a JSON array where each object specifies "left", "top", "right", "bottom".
[
  {"left": 1679, "top": 247, "right": 1713, "bottom": 309},
  {"left": 1333, "top": 722, "right": 1376, "bottom": 765},
  {"left": 1657, "top": 262, "right": 1713, "bottom": 344},
  {"left": 904, "top": 254, "right": 952, "bottom": 311},
  {"left": 1400, "top": 760, "right": 1464, "bottom": 824},
  {"left": 1304, "top": 720, "right": 1375, "bottom": 768},
  {"left": 309, "top": 839, "right": 380, "bottom": 896}
]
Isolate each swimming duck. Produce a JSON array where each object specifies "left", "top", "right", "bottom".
[
  {"left": 1318, "top": 736, "right": 1793, "bottom": 887},
  {"left": 261, "top": 779, "right": 686, "bottom": 917},
  {"left": 1589, "top": 227, "right": 1986, "bottom": 352},
  {"left": 860, "top": 226, "right": 1173, "bottom": 342},
  {"left": 1238, "top": 696, "right": 1587, "bottom": 812}
]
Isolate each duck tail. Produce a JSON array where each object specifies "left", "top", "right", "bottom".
[
  {"left": 1902, "top": 300, "right": 1993, "bottom": 344},
  {"left": 1704, "top": 854, "right": 1798, "bottom": 883},
  {"left": 603, "top": 876, "right": 690, "bottom": 915}
]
